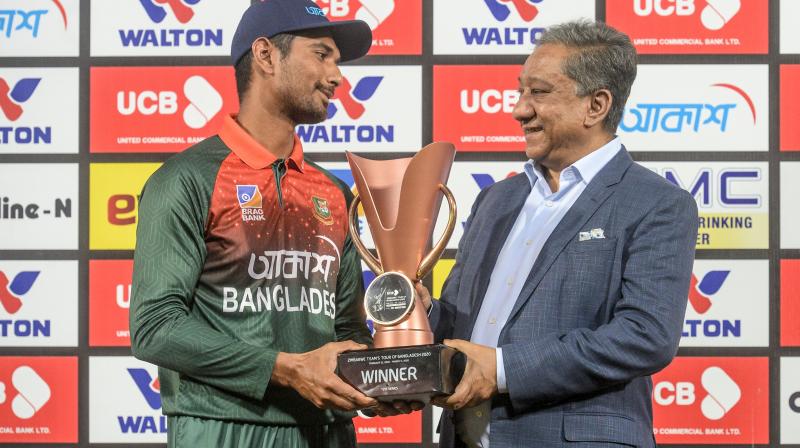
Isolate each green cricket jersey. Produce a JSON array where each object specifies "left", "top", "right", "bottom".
[{"left": 130, "top": 114, "right": 371, "bottom": 426}]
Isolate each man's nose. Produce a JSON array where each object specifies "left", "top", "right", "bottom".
[{"left": 512, "top": 99, "right": 532, "bottom": 123}]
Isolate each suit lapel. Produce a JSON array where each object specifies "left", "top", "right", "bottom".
[
  {"left": 504, "top": 149, "right": 634, "bottom": 324},
  {"left": 459, "top": 174, "right": 531, "bottom": 339}
]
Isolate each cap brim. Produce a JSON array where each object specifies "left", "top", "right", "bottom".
[{"left": 283, "top": 20, "right": 372, "bottom": 62}]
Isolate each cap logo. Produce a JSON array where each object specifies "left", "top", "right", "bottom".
[{"left": 305, "top": 6, "right": 326, "bottom": 17}]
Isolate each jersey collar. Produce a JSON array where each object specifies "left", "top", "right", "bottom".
[{"left": 218, "top": 114, "right": 305, "bottom": 172}]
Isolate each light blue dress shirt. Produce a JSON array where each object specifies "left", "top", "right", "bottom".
[{"left": 454, "top": 138, "right": 623, "bottom": 448}]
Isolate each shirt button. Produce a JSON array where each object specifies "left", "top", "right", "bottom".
[
  {"left": 545, "top": 200, "right": 554, "bottom": 207},
  {"left": 489, "top": 318, "right": 497, "bottom": 325},
  {"left": 506, "top": 278, "right": 513, "bottom": 286},
  {"left": 525, "top": 239, "right": 533, "bottom": 246}
]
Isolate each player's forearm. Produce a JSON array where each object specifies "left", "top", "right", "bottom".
[{"left": 131, "top": 305, "right": 277, "bottom": 401}]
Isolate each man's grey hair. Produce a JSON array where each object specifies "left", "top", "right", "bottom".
[{"left": 539, "top": 20, "right": 637, "bottom": 134}]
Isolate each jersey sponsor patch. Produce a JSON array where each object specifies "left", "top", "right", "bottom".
[{"left": 236, "top": 184, "right": 265, "bottom": 222}]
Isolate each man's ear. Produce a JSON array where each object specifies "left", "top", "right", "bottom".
[
  {"left": 251, "top": 37, "right": 276, "bottom": 76},
  {"left": 584, "top": 89, "right": 612, "bottom": 128}
]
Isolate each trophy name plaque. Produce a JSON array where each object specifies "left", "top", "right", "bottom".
[{"left": 336, "top": 142, "right": 465, "bottom": 402}]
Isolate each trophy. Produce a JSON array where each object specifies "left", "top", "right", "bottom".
[{"left": 336, "top": 142, "right": 465, "bottom": 402}]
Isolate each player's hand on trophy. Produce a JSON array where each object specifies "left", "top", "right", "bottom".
[
  {"left": 363, "top": 400, "right": 425, "bottom": 417},
  {"left": 414, "top": 281, "right": 433, "bottom": 313},
  {"left": 431, "top": 339, "right": 498, "bottom": 410},
  {"left": 271, "top": 341, "right": 378, "bottom": 411}
]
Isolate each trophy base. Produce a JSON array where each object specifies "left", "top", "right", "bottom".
[{"left": 337, "top": 344, "right": 465, "bottom": 403}]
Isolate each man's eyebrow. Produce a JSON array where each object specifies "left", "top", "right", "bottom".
[
  {"left": 518, "top": 75, "right": 554, "bottom": 88},
  {"left": 309, "top": 42, "right": 340, "bottom": 62}
]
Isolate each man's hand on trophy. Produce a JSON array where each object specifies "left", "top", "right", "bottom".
[
  {"left": 414, "top": 281, "right": 433, "bottom": 313},
  {"left": 271, "top": 341, "right": 379, "bottom": 411},
  {"left": 431, "top": 339, "right": 498, "bottom": 410},
  {"left": 363, "top": 400, "right": 425, "bottom": 417}
]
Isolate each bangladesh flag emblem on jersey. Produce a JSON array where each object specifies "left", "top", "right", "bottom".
[{"left": 312, "top": 196, "right": 332, "bottom": 224}]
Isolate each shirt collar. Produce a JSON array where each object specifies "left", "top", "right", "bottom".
[
  {"left": 524, "top": 137, "right": 622, "bottom": 188},
  {"left": 218, "top": 114, "right": 305, "bottom": 172}
]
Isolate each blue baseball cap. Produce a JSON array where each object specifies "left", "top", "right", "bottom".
[{"left": 231, "top": 0, "right": 372, "bottom": 65}]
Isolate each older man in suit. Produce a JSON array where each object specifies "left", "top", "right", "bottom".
[{"left": 417, "top": 20, "right": 699, "bottom": 447}]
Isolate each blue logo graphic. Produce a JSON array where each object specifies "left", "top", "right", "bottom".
[{"left": 128, "top": 368, "right": 161, "bottom": 410}]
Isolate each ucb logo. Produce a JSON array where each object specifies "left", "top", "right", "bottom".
[
  {"left": 116, "top": 76, "right": 222, "bottom": 128},
  {"left": 634, "top": 0, "right": 695, "bottom": 16},
  {"left": 0, "top": 366, "right": 51, "bottom": 419},
  {"left": 485, "top": 0, "right": 542, "bottom": 22},
  {"left": 654, "top": 366, "right": 741, "bottom": 420},
  {"left": 460, "top": 89, "right": 519, "bottom": 114},
  {"left": 316, "top": 0, "right": 395, "bottom": 30},
  {"left": 633, "top": 0, "right": 741, "bottom": 31}
]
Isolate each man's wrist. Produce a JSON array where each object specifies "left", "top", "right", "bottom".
[{"left": 271, "top": 352, "right": 299, "bottom": 387}]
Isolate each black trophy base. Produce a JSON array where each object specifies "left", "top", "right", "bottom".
[{"left": 337, "top": 344, "right": 465, "bottom": 403}]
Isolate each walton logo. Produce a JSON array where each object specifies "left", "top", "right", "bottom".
[
  {"left": 0, "top": 365, "right": 51, "bottom": 419},
  {"left": 688, "top": 270, "right": 729, "bottom": 314},
  {"left": 633, "top": 0, "right": 741, "bottom": 31},
  {"left": 0, "top": 78, "right": 40, "bottom": 122},
  {"left": 0, "top": 271, "right": 39, "bottom": 315},
  {"left": 683, "top": 269, "right": 742, "bottom": 339},
  {"left": 484, "top": 0, "right": 542, "bottom": 22},
  {"left": 462, "top": 0, "right": 545, "bottom": 46},
  {"left": 127, "top": 368, "right": 161, "bottom": 410},
  {"left": 327, "top": 76, "right": 383, "bottom": 119},
  {"left": 298, "top": 75, "right": 392, "bottom": 144},
  {"left": 119, "top": 368, "right": 166, "bottom": 434},
  {"left": 139, "top": 0, "right": 200, "bottom": 24},
  {"left": 120, "top": 0, "right": 221, "bottom": 48}
]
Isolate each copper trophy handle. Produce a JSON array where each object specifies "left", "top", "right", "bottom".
[
  {"left": 417, "top": 184, "right": 457, "bottom": 280},
  {"left": 348, "top": 183, "right": 456, "bottom": 280},
  {"left": 348, "top": 195, "right": 383, "bottom": 275}
]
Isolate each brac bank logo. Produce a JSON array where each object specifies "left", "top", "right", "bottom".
[
  {"left": 0, "top": 271, "right": 39, "bottom": 315},
  {"left": 327, "top": 76, "right": 383, "bottom": 120},
  {"left": 485, "top": 0, "right": 542, "bottom": 22},
  {"left": 0, "top": 366, "right": 50, "bottom": 419},
  {"left": 139, "top": 0, "right": 200, "bottom": 24},
  {"left": 633, "top": 0, "right": 741, "bottom": 31},
  {"left": 0, "top": 78, "right": 40, "bottom": 122}
]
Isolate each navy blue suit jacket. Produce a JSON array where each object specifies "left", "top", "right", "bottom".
[{"left": 429, "top": 148, "right": 698, "bottom": 447}]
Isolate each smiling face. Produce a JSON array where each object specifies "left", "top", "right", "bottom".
[
  {"left": 272, "top": 32, "right": 342, "bottom": 125},
  {"left": 512, "top": 44, "right": 593, "bottom": 170}
]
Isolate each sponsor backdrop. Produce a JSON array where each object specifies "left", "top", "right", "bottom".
[{"left": 0, "top": 0, "right": 797, "bottom": 446}]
